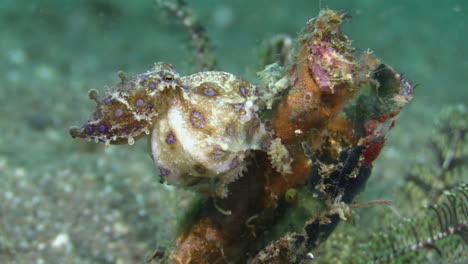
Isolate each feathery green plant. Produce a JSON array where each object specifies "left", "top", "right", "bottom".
[
  {"left": 361, "top": 183, "right": 467, "bottom": 263},
  {"left": 312, "top": 105, "right": 467, "bottom": 264}
]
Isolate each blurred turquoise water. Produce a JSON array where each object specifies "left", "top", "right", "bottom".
[{"left": 2, "top": 0, "right": 466, "bottom": 99}]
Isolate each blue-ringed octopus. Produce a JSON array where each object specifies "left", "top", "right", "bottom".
[{"left": 70, "top": 63, "right": 291, "bottom": 197}]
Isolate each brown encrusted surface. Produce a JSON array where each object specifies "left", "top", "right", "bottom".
[{"left": 161, "top": 9, "right": 413, "bottom": 263}]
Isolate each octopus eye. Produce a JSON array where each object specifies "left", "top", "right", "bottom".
[{"left": 163, "top": 74, "right": 174, "bottom": 82}]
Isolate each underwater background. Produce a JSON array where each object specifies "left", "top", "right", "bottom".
[{"left": 0, "top": 0, "right": 466, "bottom": 263}]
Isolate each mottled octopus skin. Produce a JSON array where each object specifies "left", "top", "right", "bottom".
[
  {"left": 71, "top": 63, "right": 289, "bottom": 197},
  {"left": 70, "top": 63, "right": 180, "bottom": 145},
  {"left": 152, "top": 71, "right": 275, "bottom": 196}
]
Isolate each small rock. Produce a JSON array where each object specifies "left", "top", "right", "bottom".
[{"left": 51, "top": 232, "right": 72, "bottom": 252}]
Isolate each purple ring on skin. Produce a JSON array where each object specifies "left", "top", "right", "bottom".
[
  {"left": 229, "top": 158, "right": 239, "bottom": 170},
  {"left": 239, "top": 86, "right": 247, "bottom": 97},
  {"left": 136, "top": 99, "right": 145, "bottom": 107},
  {"left": 114, "top": 108, "right": 123, "bottom": 118},
  {"left": 85, "top": 125, "right": 94, "bottom": 135},
  {"left": 98, "top": 124, "right": 106, "bottom": 133},
  {"left": 261, "top": 136, "right": 272, "bottom": 150},
  {"left": 149, "top": 82, "right": 156, "bottom": 89},
  {"left": 234, "top": 103, "right": 244, "bottom": 110},
  {"left": 203, "top": 87, "right": 216, "bottom": 96},
  {"left": 190, "top": 111, "right": 205, "bottom": 128},
  {"left": 226, "top": 124, "right": 235, "bottom": 137},
  {"left": 165, "top": 133, "right": 176, "bottom": 144},
  {"left": 147, "top": 103, "right": 153, "bottom": 108},
  {"left": 212, "top": 149, "right": 225, "bottom": 160},
  {"left": 159, "top": 167, "right": 170, "bottom": 177}
]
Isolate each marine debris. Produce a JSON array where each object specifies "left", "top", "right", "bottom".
[{"left": 70, "top": 8, "right": 414, "bottom": 263}]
